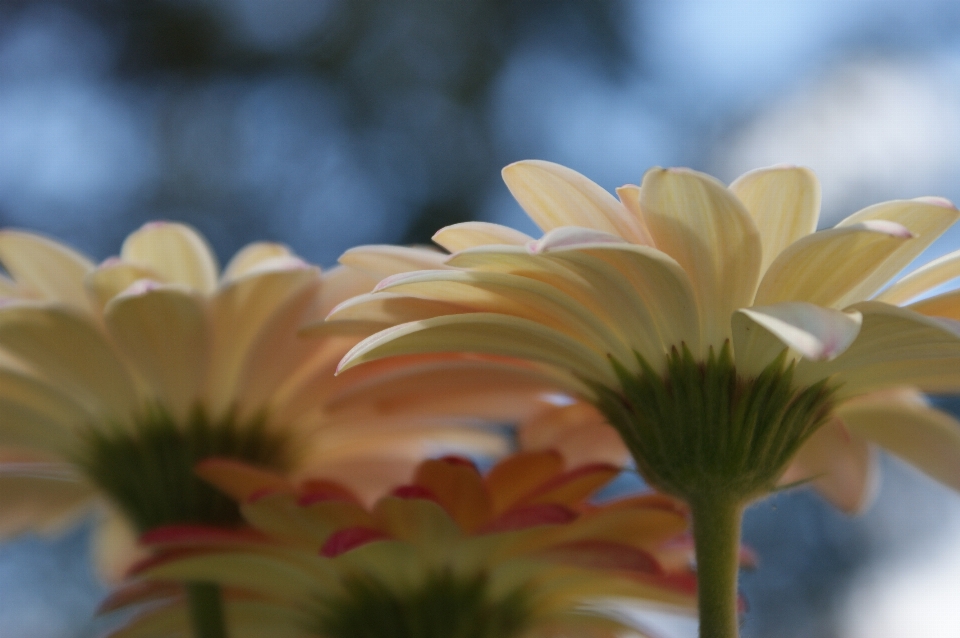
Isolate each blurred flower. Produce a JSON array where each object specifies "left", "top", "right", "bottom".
[
  {"left": 0, "top": 222, "right": 555, "bottom": 580},
  {"left": 106, "top": 452, "right": 699, "bottom": 638}
]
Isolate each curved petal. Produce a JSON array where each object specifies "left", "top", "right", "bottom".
[
  {"left": 755, "top": 221, "right": 913, "bottom": 308},
  {"left": 224, "top": 242, "right": 293, "bottom": 280},
  {"left": 432, "top": 222, "right": 533, "bottom": 252},
  {"left": 778, "top": 418, "right": 875, "bottom": 513},
  {"left": 375, "top": 270, "right": 630, "bottom": 362},
  {"left": 639, "top": 167, "right": 762, "bottom": 348},
  {"left": 309, "top": 265, "right": 378, "bottom": 322},
  {"left": 0, "top": 230, "right": 94, "bottom": 309},
  {"left": 0, "top": 464, "right": 94, "bottom": 535},
  {"left": 837, "top": 389, "right": 960, "bottom": 493},
  {"left": 448, "top": 246, "right": 669, "bottom": 364},
  {"left": 206, "top": 267, "right": 319, "bottom": 418},
  {"left": 878, "top": 248, "right": 960, "bottom": 305},
  {"left": 799, "top": 302, "right": 960, "bottom": 395},
  {"left": 527, "top": 227, "right": 628, "bottom": 253},
  {"left": 736, "top": 303, "right": 862, "bottom": 362},
  {"left": 336, "top": 313, "right": 615, "bottom": 391},
  {"left": 502, "top": 160, "right": 640, "bottom": 240},
  {"left": 85, "top": 260, "right": 163, "bottom": 310},
  {"left": 0, "top": 369, "right": 89, "bottom": 453},
  {"left": 0, "top": 305, "right": 139, "bottom": 418},
  {"left": 321, "top": 291, "right": 469, "bottom": 328},
  {"left": 485, "top": 451, "right": 565, "bottom": 516},
  {"left": 338, "top": 245, "right": 449, "bottom": 282},
  {"left": 518, "top": 404, "right": 630, "bottom": 469},
  {"left": 104, "top": 285, "right": 208, "bottom": 420},
  {"left": 93, "top": 508, "right": 146, "bottom": 582},
  {"left": 907, "top": 288, "right": 960, "bottom": 320},
  {"left": 729, "top": 165, "right": 820, "bottom": 273},
  {"left": 613, "top": 185, "right": 656, "bottom": 246},
  {"left": 836, "top": 197, "right": 959, "bottom": 303},
  {"left": 414, "top": 458, "right": 492, "bottom": 532},
  {"left": 121, "top": 222, "right": 219, "bottom": 294}
]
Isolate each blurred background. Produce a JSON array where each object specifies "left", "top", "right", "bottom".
[{"left": 2, "top": 0, "right": 960, "bottom": 636}]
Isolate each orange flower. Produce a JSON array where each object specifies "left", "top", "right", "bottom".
[{"left": 106, "top": 453, "right": 699, "bottom": 638}]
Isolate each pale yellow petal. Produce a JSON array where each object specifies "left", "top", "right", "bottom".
[
  {"left": 878, "top": 248, "right": 960, "bottom": 305},
  {"left": 432, "top": 222, "right": 534, "bottom": 252},
  {"left": 0, "top": 230, "right": 94, "bottom": 310},
  {"left": 233, "top": 278, "right": 323, "bottom": 419},
  {"left": 321, "top": 291, "right": 468, "bottom": 328},
  {"left": 729, "top": 165, "right": 820, "bottom": 273},
  {"left": 550, "top": 244, "right": 702, "bottom": 360},
  {"left": 338, "top": 245, "right": 449, "bottom": 281},
  {"left": 907, "top": 288, "right": 960, "bottom": 320},
  {"left": 93, "top": 508, "right": 146, "bottom": 582},
  {"left": 527, "top": 227, "right": 627, "bottom": 253},
  {"left": 324, "top": 357, "right": 559, "bottom": 422},
  {"left": 502, "top": 160, "right": 641, "bottom": 241},
  {"left": 837, "top": 197, "right": 959, "bottom": 303},
  {"left": 448, "top": 246, "right": 667, "bottom": 362},
  {"left": 837, "top": 389, "right": 960, "bottom": 493},
  {"left": 375, "top": 270, "right": 630, "bottom": 362},
  {"left": 0, "top": 305, "right": 139, "bottom": 418},
  {"left": 104, "top": 285, "right": 207, "bottom": 420},
  {"left": 613, "top": 185, "right": 656, "bottom": 246},
  {"left": 0, "top": 465, "right": 94, "bottom": 536},
  {"left": 736, "top": 303, "right": 862, "bottom": 362},
  {"left": 0, "top": 369, "right": 88, "bottom": 453},
  {"left": 206, "top": 267, "right": 319, "bottom": 418},
  {"left": 223, "top": 242, "right": 293, "bottom": 280},
  {"left": 310, "top": 264, "right": 378, "bottom": 322},
  {"left": 639, "top": 167, "right": 762, "bottom": 348},
  {"left": 778, "top": 418, "right": 875, "bottom": 513},
  {"left": 121, "top": 222, "right": 219, "bottom": 294},
  {"left": 85, "top": 260, "right": 163, "bottom": 310},
  {"left": 337, "top": 313, "right": 614, "bottom": 391},
  {"left": 798, "top": 302, "right": 960, "bottom": 395},
  {"left": 755, "top": 221, "right": 913, "bottom": 308}
]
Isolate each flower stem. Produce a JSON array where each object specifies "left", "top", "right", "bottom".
[
  {"left": 690, "top": 495, "right": 743, "bottom": 638},
  {"left": 187, "top": 582, "right": 228, "bottom": 638}
]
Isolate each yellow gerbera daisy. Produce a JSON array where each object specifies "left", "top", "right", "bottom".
[
  {"left": 0, "top": 222, "right": 565, "bottom": 637},
  {"left": 105, "top": 452, "right": 699, "bottom": 638},
  {"left": 334, "top": 162, "right": 960, "bottom": 637}
]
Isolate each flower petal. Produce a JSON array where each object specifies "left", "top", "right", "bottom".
[
  {"left": 755, "top": 221, "right": 913, "bottom": 308},
  {"left": 223, "top": 242, "right": 293, "bottom": 280},
  {"left": 104, "top": 286, "right": 207, "bottom": 420},
  {"left": 729, "top": 165, "right": 820, "bottom": 273},
  {"left": 85, "top": 260, "right": 163, "bottom": 310},
  {"left": 502, "top": 160, "right": 642, "bottom": 240},
  {"left": 778, "top": 418, "right": 875, "bottom": 513},
  {"left": 414, "top": 458, "right": 492, "bottom": 533},
  {"left": 432, "top": 222, "right": 533, "bottom": 252},
  {"left": 527, "top": 227, "right": 628, "bottom": 253},
  {"left": 0, "top": 464, "right": 93, "bottom": 535},
  {"left": 374, "top": 269, "right": 630, "bottom": 362},
  {"left": 0, "top": 305, "right": 139, "bottom": 418},
  {"left": 878, "top": 248, "right": 960, "bottom": 306},
  {"left": 485, "top": 451, "right": 565, "bottom": 516},
  {"left": 0, "top": 230, "right": 95, "bottom": 309},
  {"left": 121, "top": 222, "right": 219, "bottom": 294},
  {"left": 640, "top": 167, "right": 762, "bottom": 348},
  {"left": 206, "top": 267, "right": 319, "bottom": 418},
  {"left": 836, "top": 197, "right": 959, "bottom": 303},
  {"left": 798, "top": 302, "right": 960, "bottom": 395},
  {"left": 0, "top": 369, "right": 88, "bottom": 453},
  {"left": 336, "top": 313, "right": 615, "bottom": 391},
  {"left": 338, "top": 245, "right": 449, "bottom": 282},
  {"left": 736, "top": 303, "right": 862, "bottom": 362},
  {"left": 837, "top": 388, "right": 960, "bottom": 493}
]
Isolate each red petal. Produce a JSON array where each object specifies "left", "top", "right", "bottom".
[
  {"left": 319, "top": 526, "right": 388, "bottom": 558},
  {"left": 481, "top": 503, "right": 576, "bottom": 533}
]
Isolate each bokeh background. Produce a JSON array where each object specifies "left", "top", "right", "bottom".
[{"left": 3, "top": 1, "right": 960, "bottom": 636}]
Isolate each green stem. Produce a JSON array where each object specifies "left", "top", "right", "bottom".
[
  {"left": 187, "top": 582, "right": 228, "bottom": 638},
  {"left": 690, "top": 495, "right": 743, "bottom": 638}
]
